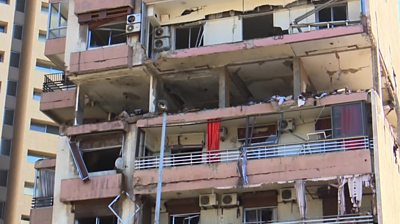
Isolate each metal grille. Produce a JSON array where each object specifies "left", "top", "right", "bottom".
[
  {"left": 43, "top": 73, "right": 76, "bottom": 92},
  {"left": 31, "top": 196, "right": 54, "bottom": 208},
  {"left": 265, "top": 214, "right": 374, "bottom": 224}
]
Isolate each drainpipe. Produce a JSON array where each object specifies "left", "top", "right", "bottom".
[{"left": 154, "top": 101, "right": 168, "bottom": 224}]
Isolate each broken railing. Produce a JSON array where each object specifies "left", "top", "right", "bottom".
[
  {"left": 43, "top": 72, "right": 76, "bottom": 92},
  {"left": 134, "top": 136, "right": 371, "bottom": 170},
  {"left": 289, "top": 20, "right": 361, "bottom": 34},
  {"left": 268, "top": 214, "right": 374, "bottom": 224}
]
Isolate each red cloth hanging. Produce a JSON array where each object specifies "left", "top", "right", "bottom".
[{"left": 207, "top": 119, "right": 221, "bottom": 162}]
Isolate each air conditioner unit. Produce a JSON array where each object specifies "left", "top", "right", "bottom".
[
  {"left": 153, "top": 37, "right": 171, "bottom": 52},
  {"left": 278, "top": 119, "right": 295, "bottom": 132},
  {"left": 147, "top": 6, "right": 160, "bottom": 26},
  {"left": 199, "top": 194, "right": 218, "bottom": 207},
  {"left": 221, "top": 193, "right": 238, "bottom": 207},
  {"left": 279, "top": 188, "right": 296, "bottom": 202},
  {"left": 127, "top": 13, "right": 141, "bottom": 24},
  {"left": 126, "top": 23, "right": 141, "bottom": 33},
  {"left": 154, "top": 26, "right": 171, "bottom": 39}
]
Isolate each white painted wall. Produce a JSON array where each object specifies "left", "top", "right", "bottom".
[{"left": 204, "top": 16, "right": 242, "bottom": 46}]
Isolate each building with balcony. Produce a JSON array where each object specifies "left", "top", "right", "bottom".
[
  {"left": 0, "top": 1, "right": 61, "bottom": 224},
  {"left": 36, "top": 0, "right": 400, "bottom": 223}
]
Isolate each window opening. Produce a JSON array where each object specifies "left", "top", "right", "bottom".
[
  {"left": 243, "top": 14, "right": 285, "bottom": 40},
  {"left": 6, "top": 81, "right": 17, "bottom": 96},
  {"left": 13, "top": 25, "right": 23, "bottom": 40},
  {"left": 87, "top": 21, "right": 126, "bottom": 49},
  {"left": 10, "top": 51, "right": 20, "bottom": 67},
  {"left": 1, "top": 139, "right": 11, "bottom": 156},
  {"left": 244, "top": 207, "right": 277, "bottom": 223},
  {"left": 175, "top": 25, "right": 204, "bottom": 50}
]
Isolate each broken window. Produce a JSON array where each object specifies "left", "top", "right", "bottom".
[
  {"left": 332, "top": 102, "right": 366, "bottom": 138},
  {"left": 175, "top": 25, "right": 204, "bottom": 50},
  {"left": 87, "top": 21, "right": 126, "bottom": 49},
  {"left": 317, "top": 4, "right": 347, "bottom": 23},
  {"left": 82, "top": 147, "right": 120, "bottom": 172},
  {"left": 170, "top": 213, "right": 200, "bottom": 224},
  {"left": 244, "top": 207, "right": 277, "bottom": 223},
  {"left": 243, "top": 14, "right": 278, "bottom": 40},
  {"left": 78, "top": 132, "right": 123, "bottom": 173}
]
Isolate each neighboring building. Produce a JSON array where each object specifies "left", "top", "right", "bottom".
[
  {"left": 0, "top": 0, "right": 60, "bottom": 224},
  {"left": 32, "top": 0, "right": 400, "bottom": 224}
]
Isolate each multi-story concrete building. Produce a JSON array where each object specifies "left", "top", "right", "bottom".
[
  {"left": 32, "top": 0, "right": 400, "bottom": 223},
  {"left": 0, "top": 0, "right": 61, "bottom": 224}
]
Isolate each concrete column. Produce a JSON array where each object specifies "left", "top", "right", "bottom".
[
  {"left": 149, "top": 74, "right": 158, "bottom": 113},
  {"left": 120, "top": 124, "right": 138, "bottom": 224},
  {"left": 74, "top": 85, "right": 85, "bottom": 126},
  {"left": 219, "top": 70, "right": 230, "bottom": 108},
  {"left": 293, "top": 57, "right": 302, "bottom": 99}
]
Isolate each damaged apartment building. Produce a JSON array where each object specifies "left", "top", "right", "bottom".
[{"left": 30, "top": 0, "right": 400, "bottom": 223}]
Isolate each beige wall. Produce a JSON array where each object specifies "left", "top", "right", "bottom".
[
  {"left": 1, "top": 0, "right": 61, "bottom": 223},
  {"left": 372, "top": 91, "right": 400, "bottom": 224}
]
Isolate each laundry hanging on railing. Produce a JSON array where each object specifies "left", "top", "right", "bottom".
[
  {"left": 347, "top": 175, "right": 371, "bottom": 212},
  {"left": 207, "top": 119, "right": 221, "bottom": 162},
  {"left": 237, "top": 146, "right": 249, "bottom": 185},
  {"left": 295, "top": 180, "right": 307, "bottom": 219}
]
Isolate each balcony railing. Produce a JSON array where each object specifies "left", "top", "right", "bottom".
[
  {"left": 134, "top": 136, "right": 372, "bottom": 170},
  {"left": 43, "top": 73, "right": 76, "bottom": 92},
  {"left": 268, "top": 214, "right": 374, "bottom": 224},
  {"left": 289, "top": 20, "right": 361, "bottom": 34},
  {"left": 31, "top": 196, "right": 54, "bottom": 208}
]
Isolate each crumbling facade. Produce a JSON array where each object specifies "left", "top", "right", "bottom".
[{"left": 32, "top": 0, "right": 400, "bottom": 223}]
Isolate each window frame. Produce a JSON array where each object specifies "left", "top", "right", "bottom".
[
  {"left": 170, "top": 212, "right": 200, "bottom": 224},
  {"left": 243, "top": 206, "right": 277, "bottom": 224},
  {"left": 86, "top": 21, "right": 127, "bottom": 49},
  {"left": 316, "top": 3, "right": 348, "bottom": 23}
]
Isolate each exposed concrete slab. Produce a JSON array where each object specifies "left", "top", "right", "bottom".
[
  {"left": 136, "top": 92, "right": 369, "bottom": 127},
  {"left": 66, "top": 120, "right": 128, "bottom": 136},
  {"left": 34, "top": 159, "right": 56, "bottom": 169}
]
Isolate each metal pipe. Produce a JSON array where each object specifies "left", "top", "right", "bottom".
[{"left": 154, "top": 112, "right": 167, "bottom": 224}]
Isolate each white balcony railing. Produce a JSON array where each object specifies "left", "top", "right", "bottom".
[
  {"left": 268, "top": 214, "right": 374, "bottom": 224},
  {"left": 134, "top": 136, "right": 372, "bottom": 170}
]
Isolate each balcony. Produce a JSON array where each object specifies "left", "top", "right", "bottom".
[
  {"left": 60, "top": 173, "right": 122, "bottom": 202},
  {"left": 135, "top": 136, "right": 372, "bottom": 170},
  {"left": 271, "top": 215, "right": 374, "bottom": 223},
  {"left": 40, "top": 73, "right": 107, "bottom": 124},
  {"left": 30, "top": 159, "right": 55, "bottom": 224},
  {"left": 147, "top": 0, "right": 371, "bottom": 72},
  {"left": 45, "top": 1, "right": 68, "bottom": 67}
]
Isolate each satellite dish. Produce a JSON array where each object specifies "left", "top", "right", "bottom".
[{"left": 115, "top": 157, "right": 125, "bottom": 170}]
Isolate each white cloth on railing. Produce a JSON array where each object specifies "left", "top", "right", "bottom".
[
  {"left": 347, "top": 175, "right": 371, "bottom": 211},
  {"left": 338, "top": 177, "right": 347, "bottom": 215},
  {"left": 295, "top": 180, "right": 307, "bottom": 219}
]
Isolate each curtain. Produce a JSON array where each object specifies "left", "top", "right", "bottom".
[
  {"left": 207, "top": 119, "right": 221, "bottom": 162},
  {"left": 333, "top": 103, "right": 363, "bottom": 138}
]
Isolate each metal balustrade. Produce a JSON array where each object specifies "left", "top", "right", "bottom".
[
  {"left": 134, "top": 136, "right": 372, "bottom": 170},
  {"left": 43, "top": 73, "right": 76, "bottom": 92},
  {"left": 31, "top": 196, "right": 54, "bottom": 208},
  {"left": 290, "top": 20, "right": 361, "bottom": 33},
  {"left": 267, "top": 214, "right": 374, "bottom": 224}
]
